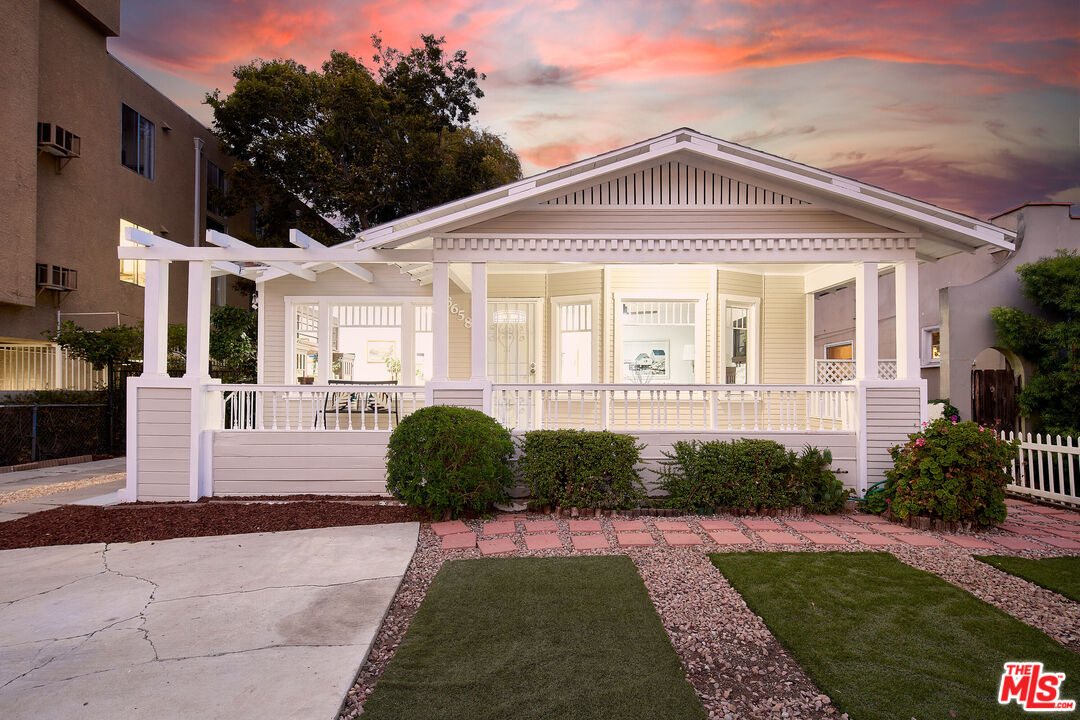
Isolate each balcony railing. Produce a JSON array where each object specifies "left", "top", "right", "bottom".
[
  {"left": 815, "top": 359, "right": 897, "bottom": 384},
  {"left": 491, "top": 384, "right": 856, "bottom": 433}
]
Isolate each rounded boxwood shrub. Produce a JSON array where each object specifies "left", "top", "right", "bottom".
[
  {"left": 517, "top": 430, "right": 645, "bottom": 509},
  {"left": 879, "top": 418, "right": 1020, "bottom": 526},
  {"left": 386, "top": 405, "right": 514, "bottom": 519}
]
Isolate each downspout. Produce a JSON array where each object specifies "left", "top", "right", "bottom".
[{"left": 193, "top": 137, "right": 204, "bottom": 246}]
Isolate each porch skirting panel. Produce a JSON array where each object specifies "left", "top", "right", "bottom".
[
  {"left": 862, "top": 384, "right": 923, "bottom": 489},
  {"left": 212, "top": 430, "right": 392, "bottom": 496},
  {"left": 129, "top": 382, "right": 193, "bottom": 502}
]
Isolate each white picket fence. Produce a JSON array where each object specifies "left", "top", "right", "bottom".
[
  {"left": 1003, "top": 432, "right": 1080, "bottom": 506},
  {"left": 0, "top": 343, "right": 105, "bottom": 391}
]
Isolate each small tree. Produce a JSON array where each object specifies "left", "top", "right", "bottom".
[{"left": 991, "top": 250, "right": 1080, "bottom": 436}]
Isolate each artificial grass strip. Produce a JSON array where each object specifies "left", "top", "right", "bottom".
[
  {"left": 362, "top": 556, "right": 706, "bottom": 720},
  {"left": 710, "top": 552, "right": 1080, "bottom": 720},
  {"left": 975, "top": 554, "right": 1080, "bottom": 603}
]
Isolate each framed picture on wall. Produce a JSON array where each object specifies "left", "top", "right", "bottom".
[
  {"left": 621, "top": 340, "right": 669, "bottom": 380},
  {"left": 366, "top": 340, "right": 397, "bottom": 364}
]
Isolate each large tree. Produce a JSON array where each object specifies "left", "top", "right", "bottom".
[
  {"left": 206, "top": 34, "right": 521, "bottom": 242},
  {"left": 992, "top": 250, "right": 1080, "bottom": 436}
]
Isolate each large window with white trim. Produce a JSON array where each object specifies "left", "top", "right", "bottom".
[
  {"left": 616, "top": 298, "right": 704, "bottom": 384},
  {"left": 552, "top": 296, "right": 597, "bottom": 383},
  {"left": 719, "top": 297, "right": 759, "bottom": 384}
]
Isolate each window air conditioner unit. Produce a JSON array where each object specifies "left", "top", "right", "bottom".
[
  {"left": 37, "top": 122, "right": 81, "bottom": 158},
  {"left": 36, "top": 263, "right": 77, "bottom": 292}
]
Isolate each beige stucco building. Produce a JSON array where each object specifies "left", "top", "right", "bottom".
[{"left": 1, "top": 0, "right": 242, "bottom": 388}]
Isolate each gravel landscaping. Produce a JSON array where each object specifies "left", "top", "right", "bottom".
[
  {"left": 0, "top": 500, "right": 419, "bottom": 549},
  {"left": 340, "top": 508, "right": 1080, "bottom": 720},
  {"left": 0, "top": 472, "right": 122, "bottom": 505}
]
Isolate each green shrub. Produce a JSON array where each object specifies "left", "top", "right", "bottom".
[
  {"left": 878, "top": 418, "right": 1020, "bottom": 526},
  {"left": 385, "top": 406, "right": 514, "bottom": 519},
  {"left": 929, "top": 398, "right": 961, "bottom": 422},
  {"left": 795, "top": 445, "right": 851, "bottom": 514},
  {"left": 517, "top": 430, "right": 645, "bottom": 509},
  {"left": 659, "top": 439, "right": 803, "bottom": 511}
]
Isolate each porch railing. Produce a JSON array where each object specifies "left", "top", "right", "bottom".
[
  {"left": 815, "top": 358, "right": 897, "bottom": 384},
  {"left": 1004, "top": 432, "right": 1080, "bottom": 506},
  {"left": 217, "top": 384, "right": 425, "bottom": 431},
  {"left": 491, "top": 384, "right": 856, "bottom": 433}
]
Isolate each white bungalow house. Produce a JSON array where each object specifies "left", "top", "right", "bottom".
[{"left": 118, "top": 128, "right": 1015, "bottom": 503}]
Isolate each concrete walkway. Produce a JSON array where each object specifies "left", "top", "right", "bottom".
[
  {"left": 0, "top": 458, "right": 126, "bottom": 522},
  {"left": 0, "top": 522, "right": 418, "bottom": 720}
]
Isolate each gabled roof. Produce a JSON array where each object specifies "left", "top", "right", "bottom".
[{"left": 349, "top": 128, "right": 1014, "bottom": 257}]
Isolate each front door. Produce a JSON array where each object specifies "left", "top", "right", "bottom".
[{"left": 487, "top": 300, "right": 540, "bottom": 383}]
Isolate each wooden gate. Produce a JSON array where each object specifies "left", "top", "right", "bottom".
[{"left": 971, "top": 369, "right": 1020, "bottom": 431}]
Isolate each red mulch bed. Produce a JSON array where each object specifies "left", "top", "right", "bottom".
[{"left": 0, "top": 501, "right": 421, "bottom": 550}]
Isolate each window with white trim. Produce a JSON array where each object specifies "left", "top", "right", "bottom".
[
  {"left": 119, "top": 219, "right": 149, "bottom": 286},
  {"left": 922, "top": 326, "right": 941, "bottom": 365},
  {"left": 617, "top": 298, "right": 702, "bottom": 384},
  {"left": 554, "top": 299, "right": 594, "bottom": 383}
]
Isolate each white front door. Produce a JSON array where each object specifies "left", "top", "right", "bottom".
[{"left": 487, "top": 300, "right": 540, "bottom": 383}]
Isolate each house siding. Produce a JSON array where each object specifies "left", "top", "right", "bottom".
[
  {"left": 863, "top": 385, "right": 922, "bottom": 485},
  {"left": 136, "top": 386, "right": 190, "bottom": 501},
  {"left": 761, "top": 275, "right": 807, "bottom": 384}
]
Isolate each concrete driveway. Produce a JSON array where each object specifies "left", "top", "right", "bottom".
[{"left": 0, "top": 523, "right": 418, "bottom": 719}]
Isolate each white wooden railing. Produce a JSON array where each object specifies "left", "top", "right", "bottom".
[
  {"left": 815, "top": 358, "right": 897, "bottom": 384},
  {"left": 217, "top": 384, "right": 425, "bottom": 431},
  {"left": 0, "top": 343, "right": 106, "bottom": 391},
  {"left": 491, "top": 384, "right": 856, "bottom": 432},
  {"left": 1004, "top": 432, "right": 1080, "bottom": 506}
]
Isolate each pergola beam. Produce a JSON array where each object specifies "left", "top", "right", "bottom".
[
  {"left": 206, "top": 230, "right": 316, "bottom": 281},
  {"left": 288, "top": 229, "right": 374, "bottom": 282}
]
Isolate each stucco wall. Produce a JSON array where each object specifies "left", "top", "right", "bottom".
[{"left": 0, "top": 0, "right": 243, "bottom": 343}]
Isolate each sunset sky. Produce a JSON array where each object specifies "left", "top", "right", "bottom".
[{"left": 109, "top": 0, "right": 1079, "bottom": 219}]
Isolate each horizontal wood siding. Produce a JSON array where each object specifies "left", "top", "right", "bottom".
[
  {"left": 460, "top": 208, "right": 886, "bottom": 234},
  {"left": 761, "top": 276, "right": 807, "bottom": 384},
  {"left": 136, "top": 386, "right": 190, "bottom": 501},
  {"left": 864, "top": 386, "right": 922, "bottom": 485},
  {"left": 262, "top": 265, "right": 427, "bottom": 384},
  {"left": 539, "top": 161, "right": 810, "bottom": 206},
  {"left": 213, "top": 431, "right": 390, "bottom": 495},
  {"left": 449, "top": 287, "right": 470, "bottom": 380},
  {"left": 432, "top": 388, "right": 485, "bottom": 411}
]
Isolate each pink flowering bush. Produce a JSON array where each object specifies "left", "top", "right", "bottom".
[{"left": 878, "top": 418, "right": 1019, "bottom": 526}]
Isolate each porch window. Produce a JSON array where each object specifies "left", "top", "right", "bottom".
[
  {"left": 619, "top": 299, "right": 700, "bottom": 384},
  {"left": 329, "top": 304, "right": 401, "bottom": 382},
  {"left": 414, "top": 305, "right": 433, "bottom": 382},
  {"left": 294, "top": 303, "right": 318, "bottom": 383},
  {"left": 825, "top": 342, "right": 853, "bottom": 360},
  {"left": 553, "top": 298, "right": 596, "bottom": 383}
]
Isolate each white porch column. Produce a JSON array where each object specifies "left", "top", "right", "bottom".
[
  {"left": 894, "top": 260, "right": 920, "bottom": 381},
  {"left": 854, "top": 262, "right": 879, "bottom": 380},
  {"left": 185, "top": 260, "right": 212, "bottom": 378},
  {"left": 316, "top": 301, "right": 331, "bottom": 383},
  {"left": 470, "top": 262, "right": 487, "bottom": 381},
  {"left": 431, "top": 262, "right": 449, "bottom": 382},
  {"left": 142, "top": 259, "right": 170, "bottom": 377}
]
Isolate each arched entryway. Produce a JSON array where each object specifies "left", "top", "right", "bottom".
[{"left": 971, "top": 347, "right": 1022, "bottom": 431}]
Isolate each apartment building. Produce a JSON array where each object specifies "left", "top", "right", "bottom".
[{"left": 1, "top": 0, "right": 244, "bottom": 389}]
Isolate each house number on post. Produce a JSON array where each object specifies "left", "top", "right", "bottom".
[{"left": 448, "top": 297, "right": 472, "bottom": 329}]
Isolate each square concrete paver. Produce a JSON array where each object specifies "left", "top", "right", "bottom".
[
  {"left": 664, "top": 533, "right": 703, "bottom": 546},
  {"left": 743, "top": 519, "right": 780, "bottom": 530},
  {"left": 942, "top": 535, "right": 997, "bottom": 550},
  {"left": 617, "top": 532, "right": 655, "bottom": 547},
  {"left": 698, "top": 519, "right": 736, "bottom": 531},
  {"left": 851, "top": 515, "right": 890, "bottom": 524},
  {"left": 612, "top": 520, "right": 646, "bottom": 531},
  {"left": 441, "top": 532, "right": 477, "bottom": 550},
  {"left": 524, "top": 534, "right": 563, "bottom": 551},
  {"left": 850, "top": 533, "right": 899, "bottom": 546},
  {"left": 571, "top": 535, "right": 610, "bottom": 551},
  {"left": 990, "top": 536, "right": 1043, "bottom": 551},
  {"left": 568, "top": 520, "right": 603, "bottom": 533},
  {"left": 478, "top": 538, "right": 517, "bottom": 555},
  {"left": 757, "top": 531, "right": 802, "bottom": 546},
  {"left": 655, "top": 521, "right": 690, "bottom": 532},
  {"left": 803, "top": 533, "right": 847, "bottom": 546},
  {"left": 482, "top": 521, "right": 516, "bottom": 537},
  {"left": 524, "top": 520, "right": 558, "bottom": 533},
  {"left": 895, "top": 535, "right": 947, "bottom": 547},
  {"left": 431, "top": 520, "right": 469, "bottom": 537},
  {"left": 785, "top": 521, "right": 825, "bottom": 532},
  {"left": 881, "top": 525, "right": 917, "bottom": 534},
  {"left": 709, "top": 531, "right": 751, "bottom": 546}
]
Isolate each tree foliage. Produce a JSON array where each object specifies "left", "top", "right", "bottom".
[
  {"left": 991, "top": 250, "right": 1080, "bottom": 436},
  {"left": 206, "top": 34, "right": 522, "bottom": 242}
]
